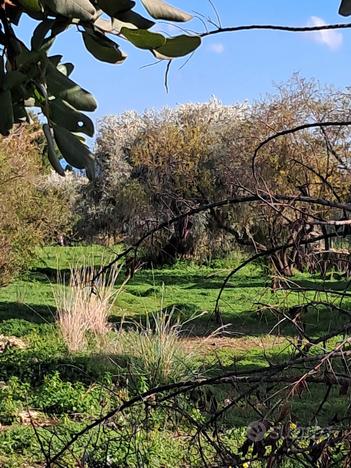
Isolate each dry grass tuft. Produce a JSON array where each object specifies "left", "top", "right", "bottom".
[{"left": 54, "top": 261, "right": 123, "bottom": 352}]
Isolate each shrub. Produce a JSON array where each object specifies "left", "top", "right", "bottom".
[
  {"left": 0, "top": 126, "right": 43, "bottom": 284},
  {"left": 0, "top": 377, "right": 30, "bottom": 424},
  {"left": 77, "top": 99, "right": 246, "bottom": 261},
  {"left": 0, "top": 123, "right": 79, "bottom": 285},
  {"left": 33, "top": 372, "right": 105, "bottom": 415}
]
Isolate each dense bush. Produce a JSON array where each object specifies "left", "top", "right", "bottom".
[
  {"left": 0, "top": 123, "right": 79, "bottom": 285},
  {"left": 78, "top": 77, "right": 351, "bottom": 270},
  {"left": 77, "top": 98, "right": 247, "bottom": 260}
]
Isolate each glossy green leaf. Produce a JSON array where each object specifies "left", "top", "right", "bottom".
[
  {"left": 0, "top": 90, "right": 14, "bottom": 136},
  {"left": 141, "top": 0, "right": 192, "bottom": 22},
  {"left": 48, "top": 98, "right": 94, "bottom": 136},
  {"left": 51, "top": 18, "right": 72, "bottom": 36},
  {"left": 82, "top": 31, "right": 126, "bottom": 64},
  {"left": 339, "top": 0, "right": 351, "bottom": 15},
  {"left": 116, "top": 10, "right": 154, "bottom": 29},
  {"left": 42, "top": 0, "right": 96, "bottom": 21},
  {"left": 41, "top": 36, "right": 55, "bottom": 52},
  {"left": 53, "top": 125, "right": 94, "bottom": 170},
  {"left": 46, "top": 62, "right": 97, "bottom": 111},
  {"left": 32, "top": 19, "right": 70, "bottom": 50},
  {"left": 97, "top": 0, "right": 134, "bottom": 17},
  {"left": 95, "top": 12, "right": 154, "bottom": 35},
  {"left": 153, "top": 35, "right": 201, "bottom": 59},
  {"left": 17, "top": 0, "right": 43, "bottom": 13},
  {"left": 94, "top": 18, "right": 119, "bottom": 34},
  {"left": 43, "top": 123, "right": 66, "bottom": 176},
  {"left": 121, "top": 27, "right": 166, "bottom": 49},
  {"left": 57, "top": 62, "right": 74, "bottom": 76},
  {"left": 31, "top": 19, "right": 55, "bottom": 50},
  {"left": 49, "top": 54, "right": 63, "bottom": 66},
  {"left": 16, "top": 46, "right": 41, "bottom": 71},
  {"left": 3, "top": 71, "right": 26, "bottom": 90}
]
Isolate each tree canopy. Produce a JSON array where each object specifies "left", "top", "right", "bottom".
[
  {"left": 77, "top": 78, "right": 351, "bottom": 270},
  {"left": 0, "top": 0, "right": 350, "bottom": 178},
  {"left": 0, "top": 0, "right": 202, "bottom": 178}
]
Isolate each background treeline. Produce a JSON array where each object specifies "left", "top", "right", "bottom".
[
  {"left": 3, "top": 76, "right": 351, "bottom": 285},
  {"left": 79, "top": 76, "right": 351, "bottom": 272}
]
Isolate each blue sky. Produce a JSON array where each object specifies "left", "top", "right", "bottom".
[{"left": 17, "top": 1, "right": 351, "bottom": 124}]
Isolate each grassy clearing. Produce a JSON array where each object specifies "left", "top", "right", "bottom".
[{"left": 0, "top": 245, "right": 349, "bottom": 466}]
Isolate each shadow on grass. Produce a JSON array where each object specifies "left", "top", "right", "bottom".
[
  {"left": 291, "top": 278, "right": 351, "bottom": 292},
  {"left": 110, "top": 299, "right": 349, "bottom": 341},
  {"left": 0, "top": 349, "right": 110, "bottom": 385},
  {"left": 0, "top": 340, "right": 344, "bottom": 428},
  {"left": 29, "top": 266, "right": 266, "bottom": 288},
  {"left": 0, "top": 301, "right": 55, "bottom": 324},
  {"left": 129, "top": 271, "right": 266, "bottom": 288},
  {"left": 29, "top": 267, "right": 71, "bottom": 284}
]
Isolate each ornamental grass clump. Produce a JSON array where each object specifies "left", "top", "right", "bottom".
[{"left": 54, "top": 261, "right": 122, "bottom": 352}]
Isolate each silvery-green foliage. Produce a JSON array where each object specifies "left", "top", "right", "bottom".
[
  {"left": 78, "top": 98, "right": 248, "bottom": 255},
  {"left": 77, "top": 77, "right": 351, "bottom": 264}
]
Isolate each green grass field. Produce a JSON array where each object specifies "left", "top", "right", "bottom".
[{"left": 0, "top": 245, "right": 349, "bottom": 466}]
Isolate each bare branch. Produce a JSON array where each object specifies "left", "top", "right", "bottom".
[
  {"left": 200, "top": 22, "right": 351, "bottom": 38},
  {"left": 251, "top": 121, "right": 351, "bottom": 177}
]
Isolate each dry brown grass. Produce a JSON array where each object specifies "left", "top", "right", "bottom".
[{"left": 54, "top": 261, "right": 124, "bottom": 352}]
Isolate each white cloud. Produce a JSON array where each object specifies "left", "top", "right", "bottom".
[
  {"left": 308, "top": 16, "right": 343, "bottom": 51},
  {"left": 208, "top": 42, "right": 225, "bottom": 54}
]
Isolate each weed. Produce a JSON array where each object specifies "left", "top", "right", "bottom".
[{"left": 107, "top": 309, "right": 225, "bottom": 391}]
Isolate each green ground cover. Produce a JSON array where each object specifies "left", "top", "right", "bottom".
[{"left": 0, "top": 245, "right": 348, "bottom": 466}]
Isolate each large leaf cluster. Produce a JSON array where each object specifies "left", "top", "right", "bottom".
[
  {"left": 340, "top": 0, "right": 351, "bottom": 15},
  {"left": 0, "top": 0, "right": 201, "bottom": 177}
]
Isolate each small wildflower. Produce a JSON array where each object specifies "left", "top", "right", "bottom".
[{"left": 289, "top": 422, "right": 297, "bottom": 430}]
